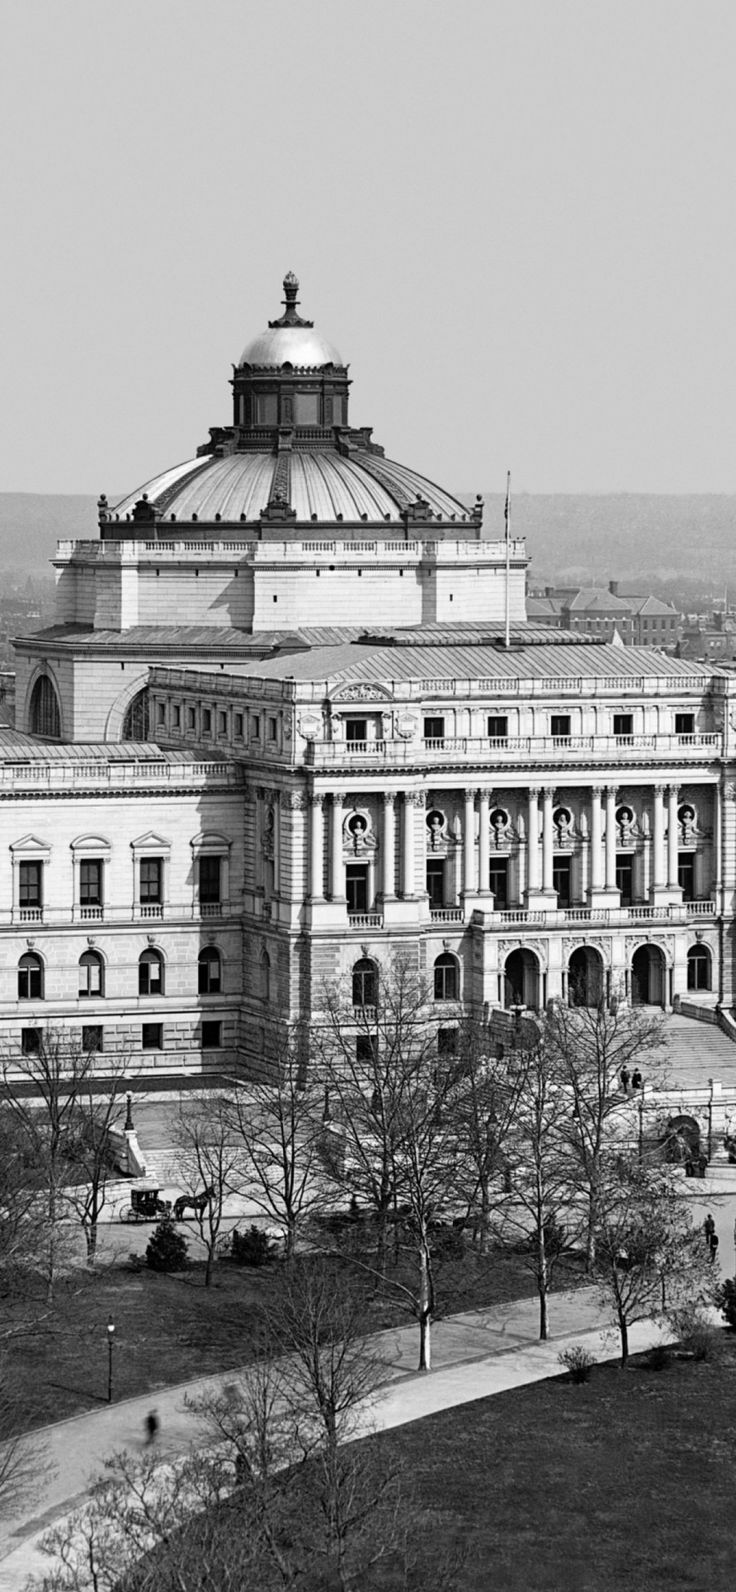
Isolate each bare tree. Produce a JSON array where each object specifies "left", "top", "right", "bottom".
[
  {"left": 318, "top": 955, "right": 469, "bottom": 1371},
  {"left": 0, "top": 1368, "right": 51, "bottom": 1524},
  {"left": 544, "top": 996, "right": 665, "bottom": 1269},
  {"left": 174, "top": 1092, "right": 241, "bottom": 1286},
  {"left": 224, "top": 1043, "right": 331, "bottom": 1261},
  {"left": 593, "top": 1155, "right": 712, "bottom": 1367},
  {"left": 65, "top": 1050, "right": 135, "bottom": 1267},
  {"left": 497, "top": 1034, "right": 582, "bottom": 1340}
]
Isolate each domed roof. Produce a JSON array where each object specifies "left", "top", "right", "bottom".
[
  {"left": 238, "top": 271, "right": 344, "bottom": 367},
  {"left": 111, "top": 450, "right": 472, "bottom": 526},
  {"left": 239, "top": 324, "right": 344, "bottom": 368}
]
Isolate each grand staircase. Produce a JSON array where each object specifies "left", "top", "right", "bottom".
[{"left": 659, "top": 1013, "right": 736, "bottom": 1090}]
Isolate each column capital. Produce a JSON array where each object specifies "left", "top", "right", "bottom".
[
  {"left": 382, "top": 790, "right": 397, "bottom": 807},
  {"left": 407, "top": 791, "right": 426, "bottom": 808},
  {"left": 654, "top": 783, "right": 666, "bottom": 797},
  {"left": 590, "top": 784, "right": 604, "bottom": 797},
  {"left": 477, "top": 787, "right": 493, "bottom": 803},
  {"left": 605, "top": 784, "right": 618, "bottom": 799},
  {"left": 309, "top": 791, "right": 325, "bottom": 809},
  {"left": 541, "top": 785, "right": 556, "bottom": 801},
  {"left": 331, "top": 789, "right": 346, "bottom": 806}
]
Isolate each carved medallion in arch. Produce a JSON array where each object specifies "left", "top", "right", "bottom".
[
  {"left": 343, "top": 808, "right": 377, "bottom": 854},
  {"left": 331, "top": 682, "right": 394, "bottom": 703}
]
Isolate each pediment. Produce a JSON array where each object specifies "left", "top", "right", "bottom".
[
  {"left": 70, "top": 834, "right": 112, "bottom": 853},
  {"left": 130, "top": 831, "right": 171, "bottom": 853},
  {"left": 190, "top": 831, "right": 231, "bottom": 853},
  {"left": 10, "top": 833, "right": 51, "bottom": 855}
]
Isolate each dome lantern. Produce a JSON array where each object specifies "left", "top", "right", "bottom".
[{"left": 231, "top": 272, "right": 350, "bottom": 439}]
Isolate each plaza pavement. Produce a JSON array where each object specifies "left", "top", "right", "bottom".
[{"left": 0, "top": 1283, "right": 686, "bottom": 1591}]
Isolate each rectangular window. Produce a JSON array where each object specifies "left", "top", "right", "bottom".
[
  {"left": 550, "top": 714, "right": 571, "bottom": 741},
  {"left": 19, "top": 861, "right": 42, "bottom": 907},
  {"left": 437, "top": 1026, "right": 458, "bottom": 1058},
  {"left": 140, "top": 859, "right": 162, "bottom": 904},
  {"left": 553, "top": 855, "right": 572, "bottom": 907},
  {"left": 267, "top": 716, "right": 278, "bottom": 741},
  {"left": 142, "top": 1023, "right": 163, "bottom": 1051},
  {"left": 616, "top": 854, "right": 634, "bottom": 906},
  {"left": 234, "top": 713, "right": 244, "bottom": 738},
  {"left": 488, "top": 858, "right": 509, "bottom": 906},
  {"left": 345, "top": 718, "right": 367, "bottom": 744},
  {"left": 202, "top": 708, "right": 212, "bottom": 734},
  {"left": 201, "top": 1020, "right": 222, "bottom": 1050},
  {"left": 424, "top": 716, "right": 445, "bottom": 743},
  {"left": 172, "top": 705, "right": 181, "bottom": 729},
  {"left": 156, "top": 702, "right": 166, "bottom": 725},
  {"left": 678, "top": 853, "right": 695, "bottom": 901},
  {"left": 21, "top": 1027, "right": 41, "bottom": 1056},
  {"left": 251, "top": 715, "right": 261, "bottom": 738},
  {"left": 218, "top": 711, "right": 228, "bottom": 736},
  {"left": 346, "top": 865, "right": 368, "bottom": 913},
  {"left": 80, "top": 860, "right": 102, "bottom": 906},
  {"left": 356, "top": 1035, "right": 377, "bottom": 1064},
  {"left": 187, "top": 706, "right": 196, "bottom": 731},
  {"left": 613, "top": 713, "right": 633, "bottom": 738},
  {"left": 82, "top": 1025, "right": 103, "bottom": 1053},
  {"left": 426, "top": 859, "right": 445, "bottom": 908},
  {"left": 198, "top": 855, "right": 221, "bottom": 904},
  {"left": 487, "top": 715, "right": 508, "bottom": 740},
  {"left": 675, "top": 712, "right": 695, "bottom": 736}
]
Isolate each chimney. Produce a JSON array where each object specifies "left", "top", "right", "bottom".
[{"left": 609, "top": 580, "right": 619, "bottom": 597}]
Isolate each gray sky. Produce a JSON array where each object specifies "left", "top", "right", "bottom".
[{"left": 2, "top": 0, "right": 735, "bottom": 498}]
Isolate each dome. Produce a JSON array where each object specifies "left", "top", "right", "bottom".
[
  {"left": 238, "top": 324, "right": 344, "bottom": 368},
  {"left": 111, "top": 450, "right": 471, "bottom": 526}
]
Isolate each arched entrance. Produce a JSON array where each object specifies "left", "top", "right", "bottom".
[
  {"left": 631, "top": 944, "right": 666, "bottom": 1007},
  {"left": 504, "top": 948, "right": 540, "bottom": 1011},
  {"left": 568, "top": 946, "right": 604, "bottom": 1008}
]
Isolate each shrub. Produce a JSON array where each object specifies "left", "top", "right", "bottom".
[
  {"left": 558, "top": 1345, "right": 595, "bottom": 1383},
  {"left": 716, "top": 1277, "right": 736, "bottom": 1331},
  {"left": 670, "top": 1305, "right": 720, "bottom": 1361},
  {"left": 230, "top": 1225, "right": 276, "bottom": 1267},
  {"left": 645, "top": 1342, "right": 672, "bottom": 1371},
  {"left": 145, "top": 1217, "right": 189, "bottom": 1273}
]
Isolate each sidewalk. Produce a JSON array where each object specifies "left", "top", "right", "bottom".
[{"left": 0, "top": 1284, "right": 677, "bottom": 1591}]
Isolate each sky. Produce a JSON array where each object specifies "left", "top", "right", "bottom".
[{"left": 2, "top": 0, "right": 736, "bottom": 498}]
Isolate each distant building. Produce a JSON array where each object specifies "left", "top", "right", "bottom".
[
  {"left": 527, "top": 581, "right": 680, "bottom": 647},
  {"left": 678, "top": 611, "right": 736, "bottom": 663}
]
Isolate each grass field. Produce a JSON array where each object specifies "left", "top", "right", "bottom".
[
  {"left": 4, "top": 1240, "right": 577, "bottom": 1434},
  {"left": 370, "top": 1337, "right": 735, "bottom": 1591}
]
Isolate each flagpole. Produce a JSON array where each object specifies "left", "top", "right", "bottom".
[{"left": 504, "top": 470, "right": 511, "bottom": 649}]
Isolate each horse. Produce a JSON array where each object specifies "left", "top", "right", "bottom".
[{"left": 173, "top": 1184, "right": 215, "bottom": 1221}]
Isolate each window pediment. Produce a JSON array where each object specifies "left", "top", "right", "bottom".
[
  {"left": 130, "top": 832, "right": 171, "bottom": 855},
  {"left": 10, "top": 834, "right": 51, "bottom": 858},
  {"left": 190, "top": 832, "right": 231, "bottom": 855},
  {"left": 71, "top": 834, "right": 112, "bottom": 855}
]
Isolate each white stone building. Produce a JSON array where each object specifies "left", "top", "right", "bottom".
[{"left": 4, "top": 275, "right": 735, "bottom": 1075}]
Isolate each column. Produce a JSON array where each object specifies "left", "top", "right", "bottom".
[
  {"left": 590, "top": 787, "right": 603, "bottom": 894},
  {"left": 542, "top": 787, "right": 554, "bottom": 895},
  {"left": 382, "top": 792, "right": 396, "bottom": 899},
  {"left": 478, "top": 788, "right": 491, "bottom": 895},
  {"left": 463, "top": 788, "right": 476, "bottom": 895},
  {"left": 667, "top": 784, "right": 680, "bottom": 890},
  {"left": 605, "top": 786, "right": 617, "bottom": 892},
  {"left": 330, "top": 791, "right": 345, "bottom": 901},
  {"left": 309, "top": 794, "right": 324, "bottom": 899},
  {"left": 401, "top": 793, "right": 415, "bottom": 898},
  {"left": 652, "top": 785, "right": 666, "bottom": 890},
  {"left": 527, "top": 789, "right": 540, "bottom": 894}
]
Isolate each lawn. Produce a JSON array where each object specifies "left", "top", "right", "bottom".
[
  {"left": 368, "top": 1337, "right": 736, "bottom": 1591},
  {"left": 4, "top": 1237, "right": 580, "bottom": 1434}
]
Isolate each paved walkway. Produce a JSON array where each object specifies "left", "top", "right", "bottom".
[{"left": 0, "top": 1284, "right": 679, "bottom": 1591}]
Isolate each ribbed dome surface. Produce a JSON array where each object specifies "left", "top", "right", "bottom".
[
  {"left": 239, "top": 325, "right": 344, "bottom": 367},
  {"left": 111, "top": 450, "right": 471, "bottom": 525}
]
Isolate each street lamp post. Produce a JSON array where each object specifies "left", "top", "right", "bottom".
[
  {"left": 638, "top": 1083, "right": 645, "bottom": 1162},
  {"left": 107, "top": 1316, "right": 115, "bottom": 1404},
  {"left": 707, "top": 1078, "right": 714, "bottom": 1160}
]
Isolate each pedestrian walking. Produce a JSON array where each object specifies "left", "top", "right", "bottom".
[
  {"left": 145, "top": 1409, "right": 159, "bottom": 1445},
  {"left": 704, "top": 1213, "right": 715, "bottom": 1246},
  {"left": 631, "top": 1068, "right": 642, "bottom": 1092},
  {"left": 709, "top": 1232, "right": 720, "bottom": 1264},
  {"left": 620, "top": 1065, "right": 630, "bottom": 1093}
]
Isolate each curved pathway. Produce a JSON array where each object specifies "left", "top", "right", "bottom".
[{"left": 0, "top": 1284, "right": 677, "bottom": 1591}]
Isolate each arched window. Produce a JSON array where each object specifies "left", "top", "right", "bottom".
[
  {"left": 18, "top": 953, "right": 44, "bottom": 1000},
  {"left": 434, "top": 952, "right": 459, "bottom": 1002},
  {"left": 122, "top": 689, "right": 150, "bottom": 742},
  {"left": 139, "top": 948, "right": 164, "bottom": 996},
  {"left": 352, "top": 958, "right": 377, "bottom": 1008},
  {"left": 261, "top": 951, "right": 271, "bottom": 1004},
  {"left": 79, "top": 950, "right": 104, "bottom": 998},
  {"left": 687, "top": 945, "right": 711, "bottom": 992},
  {"left": 29, "top": 675, "right": 61, "bottom": 739},
  {"left": 198, "top": 946, "right": 221, "bottom": 995}
]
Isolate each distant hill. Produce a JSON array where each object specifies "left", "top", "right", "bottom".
[{"left": 0, "top": 492, "right": 734, "bottom": 603}]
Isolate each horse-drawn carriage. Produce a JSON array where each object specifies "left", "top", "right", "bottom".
[
  {"left": 173, "top": 1184, "right": 215, "bottom": 1221},
  {"left": 122, "top": 1182, "right": 172, "bottom": 1223}
]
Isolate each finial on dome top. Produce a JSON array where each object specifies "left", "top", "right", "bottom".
[{"left": 268, "top": 270, "right": 314, "bottom": 330}]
